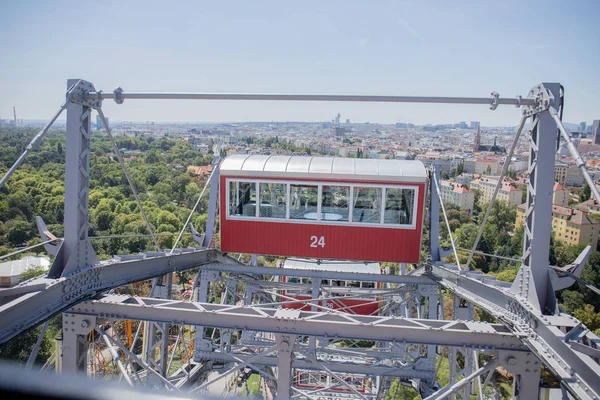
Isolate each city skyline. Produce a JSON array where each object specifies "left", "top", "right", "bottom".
[{"left": 1, "top": 1, "right": 599, "bottom": 125}]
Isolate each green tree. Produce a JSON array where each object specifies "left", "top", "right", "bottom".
[
  {"left": 573, "top": 304, "right": 600, "bottom": 331},
  {"left": 440, "top": 171, "right": 450, "bottom": 180},
  {"left": 20, "top": 265, "right": 47, "bottom": 281},
  {"left": 581, "top": 182, "right": 592, "bottom": 202},
  {"left": 456, "top": 162, "right": 464, "bottom": 176}
]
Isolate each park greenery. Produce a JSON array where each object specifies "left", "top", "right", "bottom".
[{"left": 0, "top": 127, "right": 214, "bottom": 260}]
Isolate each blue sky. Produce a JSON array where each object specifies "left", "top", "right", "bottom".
[{"left": 1, "top": 0, "right": 599, "bottom": 126}]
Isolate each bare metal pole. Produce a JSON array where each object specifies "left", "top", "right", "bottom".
[
  {"left": 165, "top": 325, "right": 183, "bottom": 375},
  {"left": 169, "top": 166, "right": 217, "bottom": 254},
  {"left": 423, "top": 360, "right": 497, "bottom": 400},
  {"left": 0, "top": 239, "right": 59, "bottom": 261},
  {"left": 25, "top": 321, "right": 49, "bottom": 369},
  {"left": 464, "top": 115, "right": 528, "bottom": 270},
  {"left": 550, "top": 107, "right": 600, "bottom": 205},
  {"left": 194, "top": 347, "right": 278, "bottom": 391},
  {"left": 97, "top": 327, "right": 178, "bottom": 390},
  {"left": 0, "top": 103, "right": 66, "bottom": 189},
  {"left": 97, "top": 108, "right": 161, "bottom": 251},
  {"left": 432, "top": 173, "right": 462, "bottom": 269},
  {"left": 101, "top": 332, "right": 134, "bottom": 387},
  {"left": 303, "top": 353, "right": 370, "bottom": 400},
  {"left": 95, "top": 90, "right": 535, "bottom": 107}
]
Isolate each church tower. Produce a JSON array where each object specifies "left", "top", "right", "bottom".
[{"left": 473, "top": 125, "right": 481, "bottom": 151}]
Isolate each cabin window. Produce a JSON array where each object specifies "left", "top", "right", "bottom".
[
  {"left": 361, "top": 281, "right": 375, "bottom": 289},
  {"left": 321, "top": 185, "right": 350, "bottom": 222},
  {"left": 290, "top": 184, "right": 319, "bottom": 220},
  {"left": 352, "top": 187, "right": 382, "bottom": 224},
  {"left": 259, "top": 183, "right": 287, "bottom": 218},
  {"left": 384, "top": 188, "right": 415, "bottom": 225},
  {"left": 229, "top": 181, "right": 257, "bottom": 217},
  {"left": 226, "top": 178, "right": 418, "bottom": 228}
]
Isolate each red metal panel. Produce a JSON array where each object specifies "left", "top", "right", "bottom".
[
  {"left": 282, "top": 294, "right": 379, "bottom": 315},
  {"left": 220, "top": 176, "right": 425, "bottom": 263}
]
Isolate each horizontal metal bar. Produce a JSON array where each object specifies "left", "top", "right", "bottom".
[
  {"left": 94, "top": 91, "right": 536, "bottom": 107},
  {"left": 211, "top": 258, "right": 435, "bottom": 285},
  {"left": 70, "top": 294, "right": 528, "bottom": 351}
]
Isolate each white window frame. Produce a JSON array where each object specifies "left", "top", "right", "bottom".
[{"left": 225, "top": 177, "right": 419, "bottom": 230}]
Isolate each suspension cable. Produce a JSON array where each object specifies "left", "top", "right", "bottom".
[
  {"left": 464, "top": 115, "right": 528, "bottom": 269},
  {"left": 89, "top": 233, "right": 191, "bottom": 240},
  {"left": 549, "top": 265, "right": 600, "bottom": 296},
  {"left": 456, "top": 248, "right": 521, "bottom": 263},
  {"left": 549, "top": 107, "right": 600, "bottom": 205},
  {"left": 169, "top": 165, "right": 217, "bottom": 254},
  {"left": 97, "top": 108, "right": 161, "bottom": 252},
  {"left": 0, "top": 102, "right": 67, "bottom": 189},
  {"left": 432, "top": 172, "right": 461, "bottom": 269},
  {"left": 0, "top": 239, "right": 59, "bottom": 261}
]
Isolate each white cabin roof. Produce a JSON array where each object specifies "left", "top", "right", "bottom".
[
  {"left": 0, "top": 256, "right": 50, "bottom": 278},
  {"left": 220, "top": 155, "right": 427, "bottom": 183},
  {"left": 283, "top": 259, "right": 380, "bottom": 274}
]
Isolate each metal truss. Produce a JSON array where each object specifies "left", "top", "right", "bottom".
[
  {"left": 434, "top": 261, "right": 600, "bottom": 399},
  {"left": 69, "top": 294, "right": 527, "bottom": 351},
  {"left": 67, "top": 293, "right": 528, "bottom": 398},
  {"left": 0, "top": 248, "right": 217, "bottom": 344},
  {"left": 1, "top": 80, "right": 600, "bottom": 400}
]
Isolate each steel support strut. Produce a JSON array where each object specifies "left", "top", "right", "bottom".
[
  {"left": 511, "top": 83, "right": 562, "bottom": 313},
  {"left": 55, "top": 79, "right": 99, "bottom": 278}
]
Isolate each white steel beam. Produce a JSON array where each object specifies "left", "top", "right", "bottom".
[
  {"left": 210, "top": 258, "right": 435, "bottom": 285},
  {"left": 69, "top": 294, "right": 527, "bottom": 351}
]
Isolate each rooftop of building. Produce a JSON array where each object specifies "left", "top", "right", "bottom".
[
  {"left": 0, "top": 256, "right": 50, "bottom": 278},
  {"left": 440, "top": 180, "right": 473, "bottom": 193},
  {"left": 471, "top": 176, "right": 521, "bottom": 191},
  {"left": 553, "top": 182, "right": 569, "bottom": 191}
]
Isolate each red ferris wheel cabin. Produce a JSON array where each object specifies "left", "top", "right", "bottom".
[{"left": 219, "top": 155, "right": 427, "bottom": 263}]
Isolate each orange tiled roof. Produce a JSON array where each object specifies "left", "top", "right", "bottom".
[
  {"left": 553, "top": 182, "right": 568, "bottom": 191},
  {"left": 187, "top": 165, "right": 213, "bottom": 176}
]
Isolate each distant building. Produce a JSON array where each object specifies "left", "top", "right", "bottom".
[
  {"left": 455, "top": 173, "right": 479, "bottom": 186},
  {"left": 592, "top": 120, "right": 600, "bottom": 145},
  {"left": 473, "top": 125, "right": 506, "bottom": 153},
  {"left": 416, "top": 156, "right": 451, "bottom": 173},
  {"left": 439, "top": 180, "right": 475, "bottom": 215},
  {"left": 392, "top": 150, "right": 412, "bottom": 160},
  {"left": 0, "top": 256, "right": 50, "bottom": 287},
  {"left": 555, "top": 163, "right": 568, "bottom": 186},
  {"left": 470, "top": 177, "right": 522, "bottom": 206},
  {"left": 574, "top": 198, "right": 600, "bottom": 214},
  {"left": 580, "top": 122, "right": 587, "bottom": 132},
  {"left": 553, "top": 182, "right": 569, "bottom": 207},
  {"left": 474, "top": 157, "right": 503, "bottom": 175},
  {"left": 338, "top": 147, "right": 358, "bottom": 157},
  {"left": 96, "top": 114, "right": 108, "bottom": 130},
  {"left": 187, "top": 164, "right": 213, "bottom": 177},
  {"left": 517, "top": 204, "right": 600, "bottom": 250},
  {"left": 470, "top": 121, "right": 480, "bottom": 129},
  {"left": 566, "top": 165, "right": 585, "bottom": 187}
]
